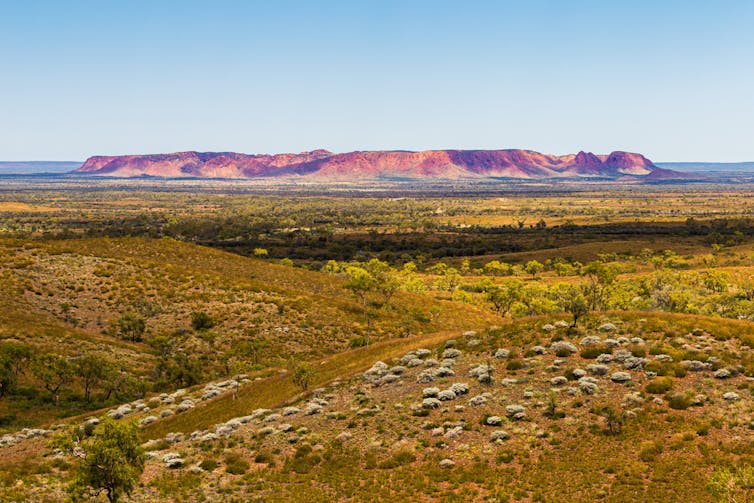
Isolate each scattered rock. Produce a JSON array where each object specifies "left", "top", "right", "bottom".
[
  {"left": 439, "top": 458, "right": 455, "bottom": 469},
  {"left": 610, "top": 372, "right": 632, "bottom": 383}
]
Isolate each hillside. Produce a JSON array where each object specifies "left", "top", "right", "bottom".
[
  {"left": 74, "top": 149, "right": 666, "bottom": 180},
  {"left": 0, "top": 237, "right": 495, "bottom": 428},
  {"left": 2, "top": 313, "right": 752, "bottom": 501}
]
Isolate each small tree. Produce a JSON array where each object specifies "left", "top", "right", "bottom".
[
  {"left": 75, "top": 354, "right": 110, "bottom": 402},
  {"left": 524, "top": 260, "right": 544, "bottom": 279},
  {"left": 32, "top": 353, "right": 74, "bottom": 405},
  {"left": 599, "top": 406, "right": 625, "bottom": 436},
  {"left": 292, "top": 363, "right": 314, "bottom": 391},
  {"left": 66, "top": 418, "right": 145, "bottom": 503},
  {"left": 344, "top": 266, "right": 378, "bottom": 341},
  {"left": 118, "top": 313, "right": 146, "bottom": 342},
  {"left": 558, "top": 285, "right": 590, "bottom": 328},
  {"left": 485, "top": 280, "right": 523, "bottom": 317},
  {"left": 0, "top": 342, "right": 32, "bottom": 398}
]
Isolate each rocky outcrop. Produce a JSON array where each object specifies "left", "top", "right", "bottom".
[{"left": 75, "top": 148, "right": 666, "bottom": 180}]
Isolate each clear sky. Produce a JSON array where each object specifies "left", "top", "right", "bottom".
[{"left": 2, "top": 0, "right": 753, "bottom": 161}]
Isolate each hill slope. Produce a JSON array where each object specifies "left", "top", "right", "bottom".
[
  {"left": 74, "top": 149, "right": 667, "bottom": 180},
  {"left": 2, "top": 313, "right": 752, "bottom": 501}
]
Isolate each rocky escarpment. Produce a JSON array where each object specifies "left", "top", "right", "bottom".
[{"left": 75, "top": 148, "right": 666, "bottom": 180}]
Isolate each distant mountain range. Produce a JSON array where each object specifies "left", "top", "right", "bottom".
[
  {"left": 71, "top": 148, "right": 690, "bottom": 180},
  {"left": 0, "top": 161, "right": 81, "bottom": 174}
]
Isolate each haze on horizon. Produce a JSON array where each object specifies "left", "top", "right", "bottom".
[{"left": 2, "top": 0, "right": 753, "bottom": 163}]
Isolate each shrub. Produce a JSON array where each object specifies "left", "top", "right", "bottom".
[
  {"left": 496, "top": 451, "right": 515, "bottom": 464},
  {"left": 377, "top": 450, "right": 416, "bottom": 469},
  {"left": 645, "top": 377, "right": 673, "bottom": 394},
  {"left": 638, "top": 440, "right": 663, "bottom": 462},
  {"left": 254, "top": 451, "right": 273, "bottom": 464},
  {"left": 191, "top": 311, "right": 214, "bottom": 331},
  {"left": 224, "top": 454, "right": 250, "bottom": 475},
  {"left": 199, "top": 459, "right": 218, "bottom": 471},
  {"left": 349, "top": 336, "right": 369, "bottom": 348},
  {"left": 630, "top": 346, "right": 647, "bottom": 358},
  {"left": 580, "top": 345, "right": 611, "bottom": 359},
  {"left": 667, "top": 392, "right": 692, "bottom": 410},
  {"left": 506, "top": 360, "right": 524, "bottom": 371}
]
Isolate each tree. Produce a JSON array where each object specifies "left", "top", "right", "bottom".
[
  {"left": 524, "top": 260, "right": 544, "bottom": 279},
  {"left": 0, "top": 342, "right": 31, "bottom": 398},
  {"left": 581, "top": 261, "right": 619, "bottom": 311},
  {"left": 117, "top": 313, "right": 146, "bottom": 342},
  {"left": 557, "top": 284, "right": 590, "bottom": 327},
  {"left": 32, "top": 353, "right": 74, "bottom": 405},
  {"left": 67, "top": 419, "right": 145, "bottom": 503},
  {"left": 292, "top": 363, "right": 314, "bottom": 391},
  {"left": 344, "top": 266, "right": 378, "bottom": 339},
  {"left": 75, "top": 354, "right": 110, "bottom": 402},
  {"left": 599, "top": 406, "right": 625, "bottom": 436},
  {"left": 365, "top": 259, "right": 401, "bottom": 308},
  {"left": 485, "top": 279, "right": 523, "bottom": 317}
]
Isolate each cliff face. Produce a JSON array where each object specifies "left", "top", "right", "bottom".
[{"left": 76, "top": 148, "right": 660, "bottom": 179}]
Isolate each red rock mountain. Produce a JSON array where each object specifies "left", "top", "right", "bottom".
[{"left": 76, "top": 149, "right": 661, "bottom": 179}]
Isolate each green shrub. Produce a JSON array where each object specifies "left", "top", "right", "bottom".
[
  {"left": 638, "top": 440, "right": 663, "bottom": 462},
  {"left": 645, "top": 377, "right": 673, "bottom": 394},
  {"left": 191, "top": 311, "right": 214, "bottom": 331},
  {"left": 199, "top": 459, "right": 218, "bottom": 471},
  {"left": 377, "top": 450, "right": 416, "bottom": 469},
  {"left": 254, "top": 451, "right": 273, "bottom": 464},
  {"left": 506, "top": 360, "right": 524, "bottom": 371},
  {"left": 224, "top": 453, "right": 250, "bottom": 475},
  {"left": 580, "top": 345, "right": 611, "bottom": 359},
  {"left": 667, "top": 392, "right": 692, "bottom": 410}
]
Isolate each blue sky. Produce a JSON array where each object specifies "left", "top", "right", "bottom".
[{"left": 1, "top": 0, "right": 753, "bottom": 161}]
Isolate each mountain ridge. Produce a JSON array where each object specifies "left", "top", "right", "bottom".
[{"left": 75, "top": 148, "right": 667, "bottom": 180}]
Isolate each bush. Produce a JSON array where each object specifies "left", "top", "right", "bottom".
[
  {"left": 191, "top": 311, "right": 214, "bottom": 331},
  {"left": 630, "top": 346, "right": 647, "bottom": 358},
  {"left": 224, "top": 454, "right": 250, "bottom": 475},
  {"left": 377, "top": 450, "right": 416, "bottom": 469},
  {"left": 645, "top": 377, "right": 673, "bottom": 394},
  {"left": 199, "top": 459, "right": 218, "bottom": 471},
  {"left": 254, "top": 451, "right": 274, "bottom": 464},
  {"left": 638, "top": 440, "right": 663, "bottom": 462},
  {"left": 667, "top": 392, "right": 692, "bottom": 410},
  {"left": 580, "top": 345, "right": 612, "bottom": 359},
  {"left": 496, "top": 451, "right": 515, "bottom": 464},
  {"left": 506, "top": 360, "right": 524, "bottom": 371},
  {"left": 349, "top": 336, "right": 369, "bottom": 348}
]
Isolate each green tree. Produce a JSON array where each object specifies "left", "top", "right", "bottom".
[
  {"left": 485, "top": 279, "right": 523, "bottom": 317},
  {"left": 344, "top": 266, "right": 378, "bottom": 338},
  {"left": 32, "top": 353, "right": 74, "bottom": 405},
  {"left": 68, "top": 419, "right": 146, "bottom": 503},
  {"left": 556, "top": 284, "right": 590, "bottom": 327},
  {"left": 581, "top": 261, "right": 619, "bottom": 311},
  {"left": 365, "top": 258, "right": 401, "bottom": 308},
  {"left": 75, "top": 354, "right": 110, "bottom": 402},
  {"left": 292, "top": 363, "right": 314, "bottom": 391},
  {"left": 117, "top": 313, "right": 146, "bottom": 342},
  {"left": 524, "top": 260, "right": 544, "bottom": 279},
  {"left": 0, "top": 342, "right": 31, "bottom": 398}
]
